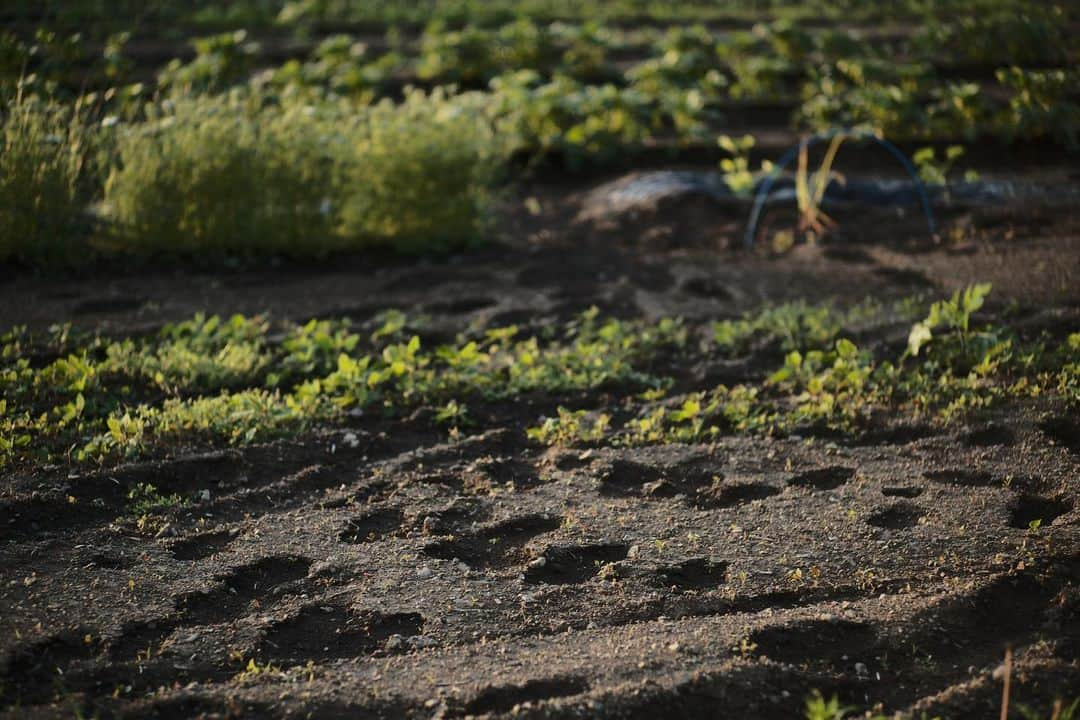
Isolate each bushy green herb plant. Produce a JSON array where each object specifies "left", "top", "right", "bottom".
[
  {"left": 104, "top": 89, "right": 504, "bottom": 258},
  {"left": 104, "top": 95, "right": 340, "bottom": 259},
  {"left": 0, "top": 92, "right": 93, "bottom": 264},
  {"left": 336, "top": 88, "right": 504, "bottom": 253}
]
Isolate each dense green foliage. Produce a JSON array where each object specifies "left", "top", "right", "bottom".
[
  {"left": 0, "top": 94, "right": 92, "bottom": 264},
  {"left": 2, "top": 287, "right": 1077, "bottom": 467},
  {"left": 570, "top": 285, "right": 1079, "bottom": 445},
  {"left": 102, "top": 89, "right": 502, "bottom": 258},
  {"left": 7, "top": 0, "right": 1048, "bottom": 36},
  {"left": 0, "top": 0, "right": 1076, "bottom": 265},
  {"left": 104, "top": 96, "right": 340, "bottom": 258}
]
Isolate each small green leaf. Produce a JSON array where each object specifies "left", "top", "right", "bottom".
[{"left": 908, "top": 322, "right": 933, "bottom": 356}]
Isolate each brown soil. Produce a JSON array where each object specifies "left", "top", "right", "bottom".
[{"left": 1, "top": 170, "right": 1078, "bottom": 720}]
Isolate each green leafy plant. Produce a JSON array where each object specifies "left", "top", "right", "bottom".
[
  {"left": 713, "top": 297, "right": 915, "bottom": 355},
  {"left": 913, "top": 145, "right": 978, "bottom": 186},
  {"left": 718, "top": 134, "right": 773, "bottom": 196},
  {"left": 489, "top": 71, "right": 656, "bottom": 168},
  {"left": 435, "top": 399, "right": 470, "bottom": 427},
  {"left": 996, "top": 67, "right": 1080, "bottom": 150},
  {"left": 126, "top": 482, "right": 185, "bottom": 516},
  {"left": 915, "top": 6, "right": 1070, "bottom": 65},
  {"left": 627, "top": 25, "right": 726, "bottom": 99},
  {"left": 804, "top": 691, "right": 852, "bottom": 720},
  {"left": 104, "top": 313, "right": 270, "bottom": 392},
  {"left": 527, "top": 406, "right": 610, "bottom": 445},
  {"left": 268, "top": 35, "right": 403, "bottom": 103},
  {"left": 157, "top": 30, "right": 260, "bottom": 95},
  {"left": 906, "top": 283, "right": 991, "bottom": 357},
  {"left": 4, "top": 285, "right": 1076, "bottom": 467},
  {"left": 268, "top": 318, "right": 359, "bottom": 387}
]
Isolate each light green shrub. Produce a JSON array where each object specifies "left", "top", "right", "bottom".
[
  {"left": 104, "top": 95, "right": 342, "bottom": 259},
  {"left": 0, "top": 94, "right": 91, "bottom": 264},
  {"left": 335, "top": 88, "right": 504, "bottom": 253},
  {"left": 104, "top": 90, "right": 503, "bottom": 259}
]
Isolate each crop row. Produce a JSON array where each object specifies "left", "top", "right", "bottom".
[
  {"left": 8, "top": 10, "right": 1076, "bottom": 152},
  {"left": 3, "top": 286, "right": 1077, "bottom": 468},
  {"left": 2, "top": 5, "right": 1077, "bottom": 266},
  {"left": 2, "top": 0, "right": 1041, "bottom": 38},
  {"left": 8, "top": 7, "right": 1074, "bottom": 96},
  {"left": 3, "top": 60, "right": 1076, "bottom": 265}
]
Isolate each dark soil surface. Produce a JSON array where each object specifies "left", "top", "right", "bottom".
[{"left": 1, "top": 169, "right": 1078, "bottom": 719}]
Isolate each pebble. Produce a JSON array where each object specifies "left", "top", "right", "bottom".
[
  {"left": 527, "top": 557, "right": 547, "bottom": 570},
  {"left": 408, "top": 635, "right": 438, "bottom": 649},
  {"left": 416, "top": 566, "right": 434, "bottom": 579},
  {"left": 343, "top": 432, "right": 361, "bottom": 448}
]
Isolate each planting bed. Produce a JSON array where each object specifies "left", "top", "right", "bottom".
[
  {"left": 1, "top": 168, "right": 1078, "bottom": 719},
  {"left": 2, "top": 2, "right": 1079, "bottom": 717}
]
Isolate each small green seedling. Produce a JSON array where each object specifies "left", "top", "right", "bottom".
[
  {"left": 126, "top": 483, "right": 185, "bottom": 516},
  {"left": 435, "top": 399, "right": 470, "bottom": 426},
  {"left": 805, "top": 690, "right": 852, "bottom": 720},
  {"left": 913, "top": 145, "right": 979, "bottom": 186},
  {"left": 719, "top": 134, "right": 772, "bottom": 196}
]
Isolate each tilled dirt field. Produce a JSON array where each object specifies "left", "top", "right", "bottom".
[{"left": 1, "top": 173, "right": 1078, "bottom": 719}]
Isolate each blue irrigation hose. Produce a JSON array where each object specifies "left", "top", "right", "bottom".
[{"left": 743, "top": 130, "right": 938, "bottom": 249}]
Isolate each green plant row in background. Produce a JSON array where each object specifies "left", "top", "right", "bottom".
[
  {"left": 1, "top": 2, "right": 1077, "bottom": 266},
  {"left": 2, "top": 69, "right": 1075, "bottom": 265},
  {"left": 2, "top": 0, "right": 1047, "bottom": 38},
  {"left": 7, "top": 8, "right": 1074, "bottom": 107},
  {"left": 2, "top": 286, "right": 1077, "bottom": 467}
]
